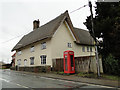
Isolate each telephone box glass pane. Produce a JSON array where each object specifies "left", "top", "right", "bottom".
[
  {"left": 65, "top": 55, "right": 67, "bottom": 71},
  {"left": 70, "top": 55, "right": 73, "bottom": 67}
]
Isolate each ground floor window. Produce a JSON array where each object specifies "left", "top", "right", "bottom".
[
  {"left": 40, "top": 55, "right": 46, "bottom": 64},
  {"left": 30, "top": 57, "right": 34, "bottom": 65},
  {"left": 24, "top": 59, "right": 27, "bottom": 66},
  {"left": 17, "top": 59, "right": 21, "bottom": 65}
]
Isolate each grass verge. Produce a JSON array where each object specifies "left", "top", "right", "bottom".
[{"left": 76, "top": 72, "right": 120, "bottom": 81}]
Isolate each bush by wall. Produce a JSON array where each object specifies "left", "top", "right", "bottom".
[{"left": 103, "top": 54, "right": 119, "bottom": 75}]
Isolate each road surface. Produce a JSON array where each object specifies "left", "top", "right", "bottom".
[{"left": 0, "top": 69, "right": 117, "bottom": 89}]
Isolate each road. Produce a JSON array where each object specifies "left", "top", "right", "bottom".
[{"left": 0, "top": 69, "right": 117, "bottom": 89}]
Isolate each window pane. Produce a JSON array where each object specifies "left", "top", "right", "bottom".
[
  {"left": 65, "top": 55, "right": 68, "bottom": 71},
  {"left": 30, "top": 46, "right": 34, "bottom": 52},
  {"left": 70, "top": 55, "right": 73, "bottom": 67},
  {"left": 87, "top": 46, "right": 89, "bottom": 52},
  {"left": 40, "top": 55, "right": 46, "bottom": 64},
  {"left": 68, "top": 43, "right": 72, "bottom": 48},
  {"left": 30, "top": 57, "right": 34, "bottom": 65},
  {"left": 17, "top": 59, "right": 21, "bottom": 65},
  {"left": 18, "top": 50, "right": 21, "bottom": 55},
  {"left": 24, "top": 59, "right": 27, "bottom": 66},
  {"left": 82, "top": 46, "right": 85, "bottom": 52},
  {"left": 90, "top": 47, "right": 92, "bottom": 52},
  {"left": 41, "top": 42, "right": 46, "bottom": 49}
]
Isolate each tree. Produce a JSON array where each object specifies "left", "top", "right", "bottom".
[
  {"left": 84, "top": 2, "right": 120, "bottom": 59},
  {"left": 84, "top": 2, "right": 120, "bottom": 75}
]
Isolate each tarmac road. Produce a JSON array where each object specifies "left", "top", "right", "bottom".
[{"left": 0, "top": 69, "right": 117, "bottom": 89}]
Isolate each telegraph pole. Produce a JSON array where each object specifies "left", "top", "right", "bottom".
[{"left": 88, "top": 1, "right": 100, "bottom": 77}]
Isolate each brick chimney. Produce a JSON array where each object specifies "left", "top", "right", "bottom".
[{"left": 33, "top": 19, "right": 40, "bottom": 30}]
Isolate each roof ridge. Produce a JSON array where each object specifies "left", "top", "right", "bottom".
[{"left": 40, "top": 10, "right": 68, "bottom": 27}]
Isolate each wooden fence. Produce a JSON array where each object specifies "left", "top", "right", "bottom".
[
  {"left": 52, "top": 58, "right": 64, "bottom": 71},
  {"left": 52, "top": 56, "right": 99, "bottom": 73}
]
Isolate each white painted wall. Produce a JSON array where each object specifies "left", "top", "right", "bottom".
[
  {"left": 51, "top": 21, "right": 95, "bottom": 60},
  {"left": 15, "top": 38, "right": 52, "bottom": 67}
]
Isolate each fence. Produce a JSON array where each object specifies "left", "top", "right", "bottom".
[{"left": 52, "top": 56, "right": 101, "bottom": 73}]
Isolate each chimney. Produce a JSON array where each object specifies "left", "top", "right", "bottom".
[{"left": 33, "top": 19, "right": 40, "bottom": 30}]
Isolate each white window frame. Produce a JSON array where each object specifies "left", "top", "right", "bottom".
[
  {"left": 30, "top": 46, "right": 34, "bottom": 52},
  {"left": 18, "top": 50, "right": 21, "bottom": 55},
  {"left": 24, "top": 59, "right": 27, "bottom": 66},
  {"left": 40, "top": 55, "right": 46, "bottom": 64},
  {"left": 41, "top": 42, "right": 46, "bottom": 50},
  {"left": 30, "top": 57, "right": 34, "bottom": 65},
  {"left": 17, "top": 59, "right": 21, "bottom": 65},
  {"left": 68, "top": 43, "right": 72, "bottom": 48},
  {"left": 82, "top": 46, "right": 85, "bottom": 52}
]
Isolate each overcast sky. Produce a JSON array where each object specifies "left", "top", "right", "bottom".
[{"left": 0, "top": 0, "right": 97, "bottom": 63}]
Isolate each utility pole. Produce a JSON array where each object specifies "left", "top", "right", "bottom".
[{"left": 88, "top": 1, "right": 100, "bottom": 77}]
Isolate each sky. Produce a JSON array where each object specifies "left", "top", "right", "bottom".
[{"left": 0, "top": 0, "right": 97, "bottom": 63}]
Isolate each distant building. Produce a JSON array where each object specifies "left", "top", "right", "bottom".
[
  {"left": 0, "top": 61, "right": 5, "bottom": 69},
  {"left": 0, "top": 61, "right": 11, "bottom": 69}
]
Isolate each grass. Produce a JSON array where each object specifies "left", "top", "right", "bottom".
[
  {"left": 76, "top": 72, "right": 119, "bottom": 81},
  {"left": 58, "top": 72, "right": 64, "bottom": 75},
  {"left": 101, "top": 74, "right": 120, "bottom": 81},
  {"left": 77, "top": 72, "right": 98, "bottom": 78},
  {"left": 0, "top": 68, "right": 10, "bottom": 69},
  {"left": 57, "top": 71, "right": 71, "bottom": 76},
  {"left": 54, "top": 71, "right": 119, "bottom": 81}
]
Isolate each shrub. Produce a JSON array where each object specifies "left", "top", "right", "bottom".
[{"left": 103, "top": 54, "right": 119, "bottom": 75}]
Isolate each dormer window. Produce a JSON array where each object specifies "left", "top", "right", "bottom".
[
  {"left": 18, "top": 50, "right": 21, "bottom": 55},
  {"left": 41, "top": 42, "right": 46, "bottom": 50},
  {"left": 30, "top": 46, "right": 34, "bottom": 52}
]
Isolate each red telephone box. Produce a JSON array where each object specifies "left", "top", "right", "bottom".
[{"left": 63, "top": 50, "right": 75, "bottom": 74}]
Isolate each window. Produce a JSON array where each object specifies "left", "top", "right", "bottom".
[
  {"left": 40, "top": 55, "right": 46, "bottom": 64},
  {"left": 30, "top": 46, "right": 34, "bottom": 52},
  {"left": 90, "top": 47, "right": 92, "bottom": 52},
  {"left": 17, "top": 59, "right": 21, "bottom": 65},
  {"left": 24, "top": 59, "right": 27, "bottom": 66},
  {"left": 70, "top": 55, "right": 73, "bottom": 67},
  {"left": 87, "top": 46, "right": 89, "bottom": 52},
  {"left": 41, "top": 42, "right": 46, "bottom": 50},
  {"left": 65, "top": 55, "right": 67, "bottom": 71},
  {"left": 18, "top": 50, "right": 21, "bottom": 55},
  {"left": 30, "top": 57, "right": 34, "bottom": 65},
  {"left": 82, "top": 46, "right": 85, "bottom": 52},
  {"left": 68, "top": 43, "right": 72, "bottom": 48}
]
